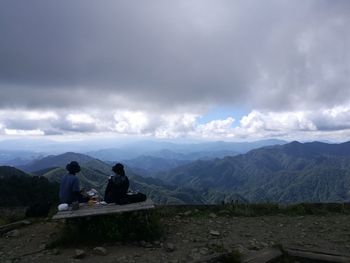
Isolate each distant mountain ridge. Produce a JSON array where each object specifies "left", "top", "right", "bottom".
[
  {"left": 5, "top": 140, "right": 350, "bottom": 205},
  {"left": 161, "top": 141, "right": 350, "bottom": 203},
  {"left": 87, "top": 139, "right": 286, "bottom": 161},
  {"left": 19, "top": 152, "right": 104, "bottom": 173}
]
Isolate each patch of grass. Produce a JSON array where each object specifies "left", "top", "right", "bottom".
[
  {"left": 49, "top": 210, "right": 163, "bottom": 247},
  {"left": 0, "top": 207, "right": 27, "bottom": 225}
]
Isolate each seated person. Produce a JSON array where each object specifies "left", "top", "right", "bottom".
[
  {"left": 59, "top": 161, "right": 89, "bottom": 204},
  {"left": 104, "top": 163, "right": 146, "bottom": 205}
]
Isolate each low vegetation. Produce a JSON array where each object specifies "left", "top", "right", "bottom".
[{"left": 0, "top": 174, "right": 59, "bottom": 207}]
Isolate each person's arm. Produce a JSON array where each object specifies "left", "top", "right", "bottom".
[
  {"left": 122, "top": 176, "right": 129, "bottom": 195},
  {"left": 71, "top": 177, "right": 81, "bottom": 202},
  {"left": 104, "top": 180, "right": 113, "bottom": 202}
]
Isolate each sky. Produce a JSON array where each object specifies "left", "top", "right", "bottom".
[{"left": 0, "top": 0, "right": 350, "bottom": 142}]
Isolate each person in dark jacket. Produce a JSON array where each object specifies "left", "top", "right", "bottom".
[
  {"left": 104, "top": 163, "right": 129, "bottom": 204},
  {"left": 59, "top": 161, "right": 88, "bottom": 204}
]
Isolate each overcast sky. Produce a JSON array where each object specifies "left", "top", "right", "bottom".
[{"left": 0, "top": 0, "right": 349, "bottom": 142}]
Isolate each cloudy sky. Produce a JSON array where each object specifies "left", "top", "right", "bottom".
[{"left": 0, "top": 0, "right": 349, "bottom": 142}]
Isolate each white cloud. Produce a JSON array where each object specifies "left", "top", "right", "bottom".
[
  {"left": 113, "top": 111, "right": 150, "bottom": 134},
  {"left": 155, "top": 113, "right": 198, "bottom": 138},
  {"left": 66, "top": 113, "right": 95, "bottom": 124},
  {"left": 5, "top": 129, "right": 44, "bottom": 136},
  {"left": 197, "top": 117, "right": 235, "bottom": 138},
  {"left": 240, "top": 111, "right": 316, "bottom": 133},
  {"left": 0, "top": 103, "right": 349, "bottom": 141}
]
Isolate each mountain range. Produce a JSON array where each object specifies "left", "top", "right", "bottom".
[
  {"left": 161, "top": 141, "right": 350, "bottom": 203},
  {"left": 1, "top": 140, "right": 350, "bottom": 205}
]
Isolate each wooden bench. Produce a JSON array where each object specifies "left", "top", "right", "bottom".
[{"left": 52, "top": 199, "right": 155, "bottom": 220}]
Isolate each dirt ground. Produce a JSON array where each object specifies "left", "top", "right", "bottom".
[{"left": 1, "top": 213, "right": 350, "bottom": 263}]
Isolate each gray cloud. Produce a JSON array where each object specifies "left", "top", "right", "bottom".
[{"left": 0, "top": 0, "right": 349, "bottom": 112}]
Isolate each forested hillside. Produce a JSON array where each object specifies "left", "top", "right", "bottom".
[{"left": 162, "top": 141, "right": 350, "bottom": 203}]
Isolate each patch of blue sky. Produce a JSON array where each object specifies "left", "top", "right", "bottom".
[{"left": 197, "top": 106, "right": 248, "bottom": 127}]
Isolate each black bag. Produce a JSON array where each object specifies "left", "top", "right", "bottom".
[{"left": 126, "top": 192, "right": 147, "bottom": 203}]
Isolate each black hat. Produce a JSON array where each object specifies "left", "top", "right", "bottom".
[
  {"left": 112, "top": 163, "right": 125, "bottom": 176},
  {"left": 66, "top": 161, "right": 81, "bottom": 174}
]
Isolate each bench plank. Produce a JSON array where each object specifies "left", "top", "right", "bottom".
[{"left": 52, "top": 199, "right": 155, "bottom": 220}]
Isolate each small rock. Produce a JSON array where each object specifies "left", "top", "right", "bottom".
[
  {"left": 199, "top": 247, "right": 209, "bottom": 255},
  {"left": 139, "top": 240, "right": 153, "bottom": 248},
  {"left": 39, "top": 244, "right": 46, "bottom": 250},
  {"left": 93, "top": 246, "right": 107, "bottom": 256},
  {"left": 188, "top": 254, "right": 200, "bottom": 260},
  {"left": 184, "top": 210, "right": 192, "bottom": 216},
  {"left": 165, "top": 242, "right": 176, "bottom": 252},
  {"left": 234, "top": 244, "right": 249, "bottom": 254},
  {"left": 152, "top": 240, "right": 161, "bottom": 248},
  {"left": 260, "top": 242, "right": 269, "bottom": 248},
  {"left": 5, "top": 229, "right": 19, "bottom": 238},
  {"left": 51, "top": 248, "right": 60, "bottom": 255},
  {"left": 182, "top": 239, "right": 189, "bottom": 244},
  {"left": 209, "top": 230, "right": 220, "bottom": 236},
  {"left": 139, "top": 240, "right": 146, "bottom": 246},
  {"left": 22, "top": 220, "right": 32, "bottom": 225},
  {"left": 218, "top": 210, "right": 230, "bottom": 215},
  {"left": 209, "top": 213, "right": 217, "bottom": 218},
  {"left": 74, "top": 249, "right": 86, "bottom": 259}
]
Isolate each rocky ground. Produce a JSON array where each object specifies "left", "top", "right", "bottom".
[{"left": 1, "top": 210, "right": 350, "bottom": 263}]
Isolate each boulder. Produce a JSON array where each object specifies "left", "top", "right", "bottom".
[
  {"left": 93, "top": 246, "right": 107, "bottom": 256},
  {"left": 5, "top": 229, "right": 19, "bottom": 238},
  {"left": 74, "top": 249, "right": 86, "bottom": 259},
  {"left": 209, "top": 230, "right": 220, "bottom": 236},
  {"left": 165, "top": 242, "right": 176, "bottom": 252}
]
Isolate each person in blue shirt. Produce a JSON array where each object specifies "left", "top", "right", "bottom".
[{"left": 59, "top": 161, "right": 87, "bottom": 204}]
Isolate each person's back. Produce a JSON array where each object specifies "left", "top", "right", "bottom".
[
  {"left": 104, "top": 163, "right": 130, "bottom": 204},
  {"left": 59, "top": 173, "right": 80, "bottom": 204},
  {"left": 59, "top": 161, "right": 82, "bottom": 204},
  {"left": 104, "top": 174, "right": 129, "bottom": 204},
  {"left": 104, "top": 163, "right": 146, "bottom": 205}
]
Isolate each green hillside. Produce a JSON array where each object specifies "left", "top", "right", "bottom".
[
  {"left": 0, "top": 166, "right": 59, "bottom": 207},
  {"left": 0, "top": 166, "right": 28, "bottom": 178},
  {"left": 162, "top": 141, "right": 350, "bottom": 203}
]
